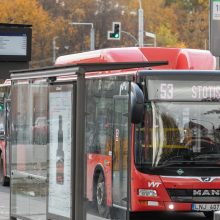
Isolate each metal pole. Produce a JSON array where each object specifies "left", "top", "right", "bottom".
[
  {"left": 90, "top": 26, "right": 95, "bottom": 50},
  {"left": 209, "top": 0, "right": 211, "bottom": 52},
  {"left": 75, "top": 70, "right": 86, "bottom": 220},
  {"left": 216, "top": 57, "right": 220, "bottom": 70},
  {"left": 138, "top": 0, "right": 144, "bottom": 47},
  {"left": 209, "top": 0, "right": 220, "bottom": 70},
  {"left": 127, "top": 81, "right": 132, "bottom": 220}
]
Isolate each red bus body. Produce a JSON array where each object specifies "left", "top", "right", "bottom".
[
  {"left": 55, "top": 47, "right": 218, "bottom": 214},
  {"left": 0, "top": 139, "right": 6, "bottom": 180},
  {"left": 0, "top": 79, "right": 10, "bottom": 186}
]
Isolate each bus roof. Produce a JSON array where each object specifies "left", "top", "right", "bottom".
[
  {"left": 55, "top": 47, "right": 216, "bottom": 70},
  {"left": 55, "top": 47, "right": 147, "bottom": 65}
]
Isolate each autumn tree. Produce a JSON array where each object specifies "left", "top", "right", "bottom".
[
  {"left": 118, "top": 0, "right": 185, "bottom": 47},
  {"left": 38, "top": 0, "right": 98, "bottom": 52},
  {"left": 0, "top": 0, "right": 75, "bottom": 67},
  {"left": 0, "top": 0, "right": 210, "bottom": 67},
  {"left": 47, "top": 0, "right": 186, "bottom": 50},
  {"left": 0, "top": 0, "right": 52, "bottom": 66},
  {"left": 167, "top": 0, "right": 209, "bottom": 49}
]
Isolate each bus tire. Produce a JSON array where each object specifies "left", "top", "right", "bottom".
[
  {"left": 96, "top": 172, "right": 110, "bottom": 218},
  {"left": 0, "top": 159, "right": 9, "bottom": 186},
  {"left": 203, "top": 212, "right": 213, "bottom": 218}
]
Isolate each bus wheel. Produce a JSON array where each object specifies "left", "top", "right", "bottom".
[
  {"left": 96, "top": 173, "right": 110, "bottom": 218},
  {"left": 203, "top": 212, "right": 213, "bottom": 218}
]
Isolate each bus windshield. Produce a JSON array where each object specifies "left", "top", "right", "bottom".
[{"left": 135, "top": 102, "right": 220, "bottom": 169}]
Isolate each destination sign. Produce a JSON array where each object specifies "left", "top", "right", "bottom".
[{"left": 148, "top": 80, "right": 220, "bottom": 101}]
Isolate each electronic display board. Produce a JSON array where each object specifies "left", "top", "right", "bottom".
[{"left": 0, "top": 25, "right": 32, "bottom": 61}]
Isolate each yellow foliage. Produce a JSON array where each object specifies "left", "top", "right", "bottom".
[
  {"left": 0, "top": 0, "right": 54, "bottom": 66},
  {"left": 0, "top": 0, "right": 210, "bottom": 66}
]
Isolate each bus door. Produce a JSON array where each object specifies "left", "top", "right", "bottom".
[{"left": 112, "top": 95, "right": 128, "bottom": 208}]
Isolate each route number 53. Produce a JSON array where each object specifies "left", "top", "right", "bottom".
[{"left": 160, "top": 83, "right": 174, "bottom": 99}]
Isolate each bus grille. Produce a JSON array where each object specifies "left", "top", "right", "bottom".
[{"left": 167, "top": 189, "right": 220, "bottom": 203}]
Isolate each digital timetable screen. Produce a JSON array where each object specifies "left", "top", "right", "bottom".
[
  {"left": 0, "top": 33, "right": 27, "bottom": 56},
  {"left": 0, "top": 25, "right": 31, "bottom": 61}
]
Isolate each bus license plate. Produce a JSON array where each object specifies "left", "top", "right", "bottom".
[{"left": 192, "top": 204, "right": 220, "bottom": 211}]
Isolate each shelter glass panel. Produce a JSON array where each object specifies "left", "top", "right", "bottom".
[
  {"left": 85, "top": 77, "right": 130, "bottom": 220},
  {"left": 10, "top": 80, "right": 48, "bottom": 220}
]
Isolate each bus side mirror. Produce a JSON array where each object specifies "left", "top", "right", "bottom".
[{"left": 131, "top": 83, "right": 144, "bottom": 124}]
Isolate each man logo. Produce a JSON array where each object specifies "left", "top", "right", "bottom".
[
  {"left": 193, "top": 189, "right": 220, "bottom": 196},
  {"left": 177, "top": 169, "right": 184, "bottom": 175},
  {"left": 201, "top": 177, "right": 211, "bottom": 182}
]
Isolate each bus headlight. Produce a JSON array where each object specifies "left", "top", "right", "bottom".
[{"left": 138, "top": 189, "right": 157, "bottom": 197}]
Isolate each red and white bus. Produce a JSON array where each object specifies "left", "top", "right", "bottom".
[
  {"left": 55, "top": 47, "right": 219, "bottom": 218},
  {"left": 0, "top": 80, "right": 11, "bottom": 186}
]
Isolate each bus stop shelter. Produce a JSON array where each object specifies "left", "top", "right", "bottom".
[{"left": 9, "top": 62, "right": 152, "bottom": 220}]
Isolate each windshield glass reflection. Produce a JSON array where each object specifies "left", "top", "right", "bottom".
[{"left": 135, "top": 102, "right": 220, "bottom": 168}]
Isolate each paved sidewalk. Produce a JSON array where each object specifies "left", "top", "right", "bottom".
[
  {"left": 0, "top": 185, "right": 106, "bottom": 220},
  {"left": 0, "top": 186, "right": 9, "bottom": 220}
]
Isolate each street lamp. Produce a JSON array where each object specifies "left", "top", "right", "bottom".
[
  {"left": 69, "top": 22, "right": 95, "bottom": 51},
  {"left": 121, "top": 30, "right": 138, "bottom": 45},
  {"left": 138, "top": 0, "right": 144, "bottom": 47}
]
